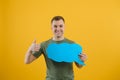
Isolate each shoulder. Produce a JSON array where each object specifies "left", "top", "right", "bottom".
[
  {"left": 40, "top": 38, "right": 52, "bottom": 47},
  {"left": 64, "top": 38, "right": 75, "bottom": 44}
]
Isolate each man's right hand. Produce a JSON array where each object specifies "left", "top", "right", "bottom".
[
  {"left": 25, "top": 39, "right": 41, "bottom": 64},
  {"left": 28, "top": 39, "right": 40, "bottom": 52}
]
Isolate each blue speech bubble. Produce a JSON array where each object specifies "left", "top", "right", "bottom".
[{"left": 46, "top": 43, "right": 85, "bottom": 65}]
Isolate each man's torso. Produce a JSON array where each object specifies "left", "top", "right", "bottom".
[{"left": 32, "top": 38, "right": 75, "bottom": 80}]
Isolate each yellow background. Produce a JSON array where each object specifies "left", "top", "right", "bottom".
[{"left": 0, "top": 0, "right": 120, "bottom": 80}]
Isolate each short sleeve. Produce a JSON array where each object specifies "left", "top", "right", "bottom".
[{"left": 32, "top": 43, "right": 43, "bottom": 58}]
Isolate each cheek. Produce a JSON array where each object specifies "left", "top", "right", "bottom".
[
  {"left": 51, "top": 28, "right": 55, "bottom": 31},
  {"left": 61, "top": 29, "right": 64, "bottom": 32},
  {"left": 52, "top": 29, "right": 57, "bottom": 33}
]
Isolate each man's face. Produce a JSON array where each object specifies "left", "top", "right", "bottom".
[{"left": 51, "top": 19, "right": 65, "bottom": 38}]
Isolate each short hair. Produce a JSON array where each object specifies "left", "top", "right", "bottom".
[{"left": 51, "top": 16, "right": 65, "bottom": 23}]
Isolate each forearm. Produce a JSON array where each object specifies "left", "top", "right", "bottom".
[
  {"left": 24, "top": 40, "right": 39, "bottom": 64},
  {"left": 24, "top": 50, "right": 32, "bottom": 64},
  {"left": 24, "top": 50, "right": 36, "bottom": 64}
]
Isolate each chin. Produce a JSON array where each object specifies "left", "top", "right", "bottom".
[
  {"left": 54, "top": 33, "right": 63, "bottom": 38},
  {"left": 56, "top": 35, "right": 62, "bottom": 38},
  {"left": 56, "top": 36, "right": 61, "bottom": 38}
]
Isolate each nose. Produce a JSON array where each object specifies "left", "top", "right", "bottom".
[{"left": 56, "top": 26, "right": 61, "bottom": 30}]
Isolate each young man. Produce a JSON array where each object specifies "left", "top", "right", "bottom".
[{"left": 25, "top": 16, "right": 87, "bottom": 80}]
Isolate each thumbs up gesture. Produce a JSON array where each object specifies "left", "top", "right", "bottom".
[{"left": 29, "top": 39, "right": 40, "bottom": 52}]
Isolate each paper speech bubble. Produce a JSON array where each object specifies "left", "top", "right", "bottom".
[{"left": 46, "top": 43, "right": 85, "bottom": 65}]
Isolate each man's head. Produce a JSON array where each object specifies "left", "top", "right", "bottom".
[{"left": 51, "top": 16, "right": 65, "bottom": 38}]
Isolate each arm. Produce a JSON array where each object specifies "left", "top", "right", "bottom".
[
  {"left": 24, "top": 50, "right": 37, "bottom": 64},
  {"left": 24, "top": 40, "right": 40, "bottom": 64},
  {"left": 75, "top": 52, "right": 88, "bottom": 68}
]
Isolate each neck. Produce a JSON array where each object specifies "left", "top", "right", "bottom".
[{"left": 52, "top": 36, "right": 64, "bottom": 41}]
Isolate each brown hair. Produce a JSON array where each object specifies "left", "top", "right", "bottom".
[{"left": 51, "top": 16, "right": 65, "bottom": 23}]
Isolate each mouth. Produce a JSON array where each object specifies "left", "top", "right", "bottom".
[
  {"left": 54, "top": 29, "right": 64, "bottom": 37},
  {"left": 55, "top": 31, "right": 60, "bottom": 34},
  {"left": 55, "top": 31, "right": 62, "bottom": 34}
]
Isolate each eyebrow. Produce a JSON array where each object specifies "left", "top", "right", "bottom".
[{"left": 54, "top": 24, "right": 63, "bottom": 26}]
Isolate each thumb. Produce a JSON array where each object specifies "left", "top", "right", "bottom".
[{"left": 33, "top": 39, "right": 36, "bottom": 44}]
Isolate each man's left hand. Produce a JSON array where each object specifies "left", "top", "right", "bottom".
[{"left": 79, "top": 52, "right": 87, "bottom": 62}]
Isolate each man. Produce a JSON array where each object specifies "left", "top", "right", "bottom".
[{"left": 25, "top": 16, "right": 87, "bottom": 80}]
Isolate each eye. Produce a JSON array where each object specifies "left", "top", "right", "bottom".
[
  {"left": 54, "top": 25, "right": 57, "bottom": 28},
  {"left": 60, "top": 25, "right": 63, "bottom": 28}
]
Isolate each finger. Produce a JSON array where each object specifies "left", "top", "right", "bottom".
[
  {"left": 34, "top": 46, "right": 39, "bottom": 50},
  {"left": 35, "top": 45, "right": 40, "bottom": 49},
  {"left": 34, "top": 48, "right": 40, "bottom": 51},
  {"left": 81, "top": 51, "right": 86, "bottom": 54},
  {"left": 80, "top": 54, "right": 86, "bottom": 57},
  {"left": 36, "top": 44, "right": 40, "bottom": 47},
  {"left": 33, "top": 39, "right": 36, "bottom": 44},
  {"left": 35, "top": 47, "right": 40, "bottom": 50},
  {"left": 81, "top": 53, "right": 86, "bottom": 56},
  {"left": 36, "top": 48, "right": 40, "bottom": 51}
]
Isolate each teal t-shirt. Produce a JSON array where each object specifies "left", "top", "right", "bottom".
[{"left": 32, "top": 38, "right": 75, "bottom": 80}]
